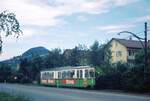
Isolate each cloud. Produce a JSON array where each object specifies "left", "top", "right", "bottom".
[
  {"left": 133, "top": 15, "right": 150, "bottom": 23},
  {"left": 0, "top": 0, "right": 66, "bottom": 27},
  {"left": 77, "top": 15, "right": 88, "bottom": 21},
  {"left": 0, "top": 0, "right": 138, "bottom": 38},
  {"left": 95, "top": 13, "right": 150, "bottom": 34},
  {"left": 21, "top": 28, "right": 35, "bottom": 38},
  {"left": 114, "top": 0, "right": 139, "bottom": 6},
  {"left": 0, "top": 0, "right": 139, "bottom": 27},
  {"left": 95, "top": 24, "right": 135, "bottom": 33}
]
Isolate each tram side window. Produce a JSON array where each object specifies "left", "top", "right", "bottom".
[
  {"left": 77, "top": 70, "right": 80, "bottom": 78},
  {"left": 41, "top": 73, "right": 43, "bottom": 79},
  {"left": 45, "top": 72, "right": 48, "bottom": 79},
  {"left": 67, "top": 71, "right": 70, "bottom": 78},
  {"left": 52, "top": 72, "right": 54, "bottom": 79},
  {"left": 85, "top": 69, "right": 89, "bottom": 78},
  {"left": 62, "top": 71, "right": 65, "bottom": 79},
  {"left": 89, "top": 70, "right": 95, "bottom": 78},
  {"left": 58, "top": 72, "right": 61, "bottom": 79},
  {"left": 65, "top": 71, "right": 68, "bottom": 78},
  {"left": 62, "top": 71, "right": 67, "bottom": 79},
  {"left": 44, "top": 72, "right": 47, "bottom": 79},
  {"left": 49, "top": 72, "right": 51, "bottom": 79},
  {"left": 70, "top": 70, "right": 75, "bottom": 78},
  {"left": 80, "top": 70, "right": 83, "bottom": 78},
  {"left": 47, "top": 72, "right": 51, "bottom": 79},
  {"left": 47, "top": 72, "right": 53, "bottom": 79}
]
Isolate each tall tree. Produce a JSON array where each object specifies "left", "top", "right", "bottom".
[
  {"left": 63, "top": 45, "right": 87, "bottom": 66},
  {"left": 0, "top": 11, "right": 22, "bottom": 52},
  {"left": 0, "top": 63, "right": 12, "bottom": 82},
  {"left": 77, "top": 44, "right": 89, "bottom": 66},
  {"left": 45, "top": 48, "right": 63, "bottom": 68},
  {"left": 89, "top": 40, "right": 104, "bottom": 66},
  {"left": 19, "top": 58, "right": 30, "bottom": 78},
  {"left": 30, "top": 56, "right": 43, "bottom": 81}
]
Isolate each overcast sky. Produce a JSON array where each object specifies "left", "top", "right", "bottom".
[{"left": 0, "top": 0, "right": 150, "bottom": 61}]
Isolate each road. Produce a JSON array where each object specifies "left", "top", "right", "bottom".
[{"left": 0, "top": 84, "right": 150, "bottom": 101}]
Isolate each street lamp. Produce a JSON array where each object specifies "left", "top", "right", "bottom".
[
  {"left": 117, "top": 22, "right": 148, "bottom": 80},
  {"left": 118, "top": 31, "right": 145, "bottom": 49}
]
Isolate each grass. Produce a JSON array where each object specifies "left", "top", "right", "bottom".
[{"left": 0, "top": 92, "right": 31, "bottom": 101}]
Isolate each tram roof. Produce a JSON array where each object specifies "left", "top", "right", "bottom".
[{"left": 41, "top": 66, "right": 94, "bottom": 72}]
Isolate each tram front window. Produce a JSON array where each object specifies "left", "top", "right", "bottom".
[
  {"left": 89, "top": 70, "right": 95, "bottom": 78},
  {"left": 42, "top": 73, "right": 46, "bottom": 79}
]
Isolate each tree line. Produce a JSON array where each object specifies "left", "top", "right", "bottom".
[{"left": 0, "top": 40, "right": 150, "bottom": 92}]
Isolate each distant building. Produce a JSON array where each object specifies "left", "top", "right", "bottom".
[{"left": 104, "top": 38, "right": 150, "bottom": 65}]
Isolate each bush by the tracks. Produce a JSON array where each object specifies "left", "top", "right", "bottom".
[{"left": 95, "top": 63, "right": 150, "bottom": 92}]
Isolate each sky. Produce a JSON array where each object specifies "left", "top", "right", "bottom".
[{"left": 0, "top": 0, "right": 150, "bottom": 61}]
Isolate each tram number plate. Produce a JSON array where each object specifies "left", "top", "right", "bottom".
[
  {"left": 62, "top": 80, "right": 76, "bottom": 85},
  {"left": 48, "top": 80, "right": 55, "bottom": 84},
  {"left": 42, "top": 80, "right": 48, "bottom": 84}
]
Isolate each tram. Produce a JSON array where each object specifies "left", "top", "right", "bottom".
[{"left": 40, "top": 66, "right": 95, "bottom": 88}]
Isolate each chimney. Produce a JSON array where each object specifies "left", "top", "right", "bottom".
[{"left": 129, "top": 36, "right": 132, "bottom": 40}]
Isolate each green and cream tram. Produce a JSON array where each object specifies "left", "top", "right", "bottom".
[{"left": 40, "top": 66, "right": 95, "bottom": 88}]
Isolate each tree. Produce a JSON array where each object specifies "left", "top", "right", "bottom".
[
  {"left": 63, "top": 45, "right": 88, "bottom": 66},
  {"left": 30, "top": 56, "right": 43, "bottom": 81},
  {"left": 18, "top": 58, "right": 34, "bottom": 83},
  {"left": 70, "top": 46, "right": 81, "bottom": 66},
  {"left": 77, "top": 44, "right": 89, "bottom": 66},
  {"left": 89, "top": 40, "right": 104, "bottom": 66},
  {"left": 0, "top": 11, "right": 22, "bottom": 52},
  {"left": 19, "top": 59, "right": 30, "bottom": 76},
  {"left": 45, "top": 48, "right": 63, "bottom": 68},
  {"left": 104, "top": 43, "right": 112, "bottom": 65},
  {"left": 0, "top": 63, "right": 12, "bottom": 82},
  {"left": 134, "top": 47, "right": 150, "bottom": 91}
]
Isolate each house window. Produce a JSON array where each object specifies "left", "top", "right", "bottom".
[
  {"left": 128, "top": 50, "right": 134, "bottom": 56},
  {"left": 115, "top": 42, "right": 118, "bottom": 47},
  {"left": 116, "top": 51, "right": 122, "bottom": 57}
]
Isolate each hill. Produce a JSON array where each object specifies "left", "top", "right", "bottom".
[
  {"left": 0, "top": 46, "right": 50, "bottom": 69},
  {"left": 22, "top": 46, "right": 50, "bottom": 59}
]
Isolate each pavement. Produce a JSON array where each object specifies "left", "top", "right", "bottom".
[{"left": 0, "top": 83, "right": 150, "bottom": 101}]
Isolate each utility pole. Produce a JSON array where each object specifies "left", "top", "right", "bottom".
[
  {"left": 144, "top": 22, "right": 148, "bottom": 77},
  {"left": 118, "top": 22, "right": 148, "bottom": 82}
]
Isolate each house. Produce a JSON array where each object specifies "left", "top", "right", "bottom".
[{"left": 104, "top": 38, "right": 150, "bottom": 64}]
